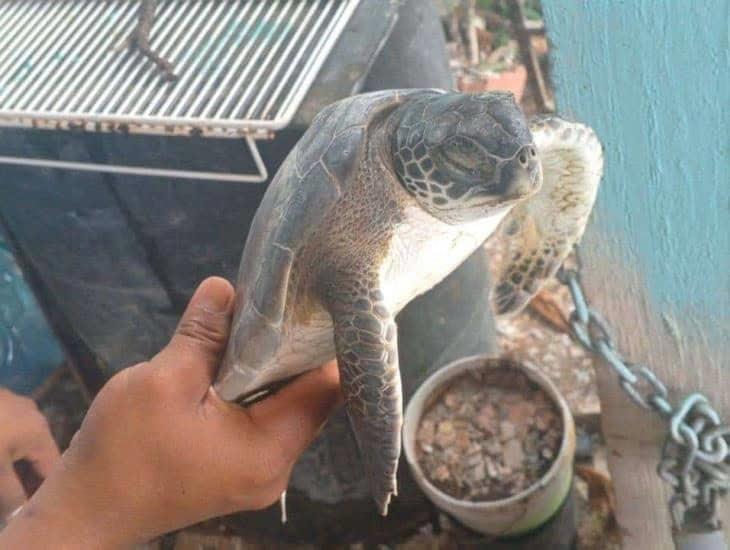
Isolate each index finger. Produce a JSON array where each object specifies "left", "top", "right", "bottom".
[{"left": 247, "top": 361, "right": 342, "bottom": 462}]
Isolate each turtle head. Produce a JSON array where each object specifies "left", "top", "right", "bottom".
[{"left": 391, "top": 91, "right": 542, "bottom": 223}]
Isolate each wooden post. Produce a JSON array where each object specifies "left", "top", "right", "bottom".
[
  {"left": 464, "top": 0, "right": 480, "bottom": 66},
  {"left": 507, "top": 0, "right": 553, "bottom": 112},
  {"left": 542, "top": 3, "right": 729, "bottom": 548}
]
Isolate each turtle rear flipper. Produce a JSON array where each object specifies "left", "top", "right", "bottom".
[
  {"left": 327, "top": 276, "right": 401, "bottom": 516},
  {"left": 492, "top": 117, "right": 603, "bottom": 316},
  {"left": 215, "top": 243, "right": 293, "bottom": 401}
]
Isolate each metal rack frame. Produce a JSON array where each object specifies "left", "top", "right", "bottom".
[{"left": 0, "top": 0, "right": 361, "bottom": 182}]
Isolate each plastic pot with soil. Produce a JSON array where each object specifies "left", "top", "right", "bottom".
[{"left": 403, "top": 355, "right": 576, "bottom": 539}]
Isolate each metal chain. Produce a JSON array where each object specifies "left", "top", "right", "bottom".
[{"left": 556, "top": 249, "right": 730, "bottom": 531}]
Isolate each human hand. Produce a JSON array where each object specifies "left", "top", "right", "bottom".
[
  {"left": 0, "top": 388, "right": 59, "bottom": 521},
  {"left": 0, "top": 277, "right": 342, "bottom": 548}
]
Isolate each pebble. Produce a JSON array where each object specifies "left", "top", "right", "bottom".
[
  {"left": 417, "top": 419, "right": 435, "bottom": 446},
  {"left": 486, "top": 440, "right": 502, "bottom": 455},
  {"left": 455, "top": 430, "right": 471, "bottom": 452},
  {"left": 485, "top": 457, "right": 499, "bottom": 478},
  {"left": 475, "top": 403, "right": 497, "bottom": 432},
  {"left": 499, "top": 420, "right": 516, "bottom": 440},
  {"left": 471, "top": 461, "right": 486, "bottom": 481},
  {"left": 434, "top": 465, "right": 450, "bottom": 482},
  {"left": 444, "top": 391, "right": 459, "bottom": 409},
  {"left": 503, "top": 439, "right": 525, "bottom": 469},
  {"left": 435, "top": 421, "right": 456, "bottom": 447}
]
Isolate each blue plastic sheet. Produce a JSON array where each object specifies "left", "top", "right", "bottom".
[{"left": 0, "top": 229, "right": 64, "bottom": 395}]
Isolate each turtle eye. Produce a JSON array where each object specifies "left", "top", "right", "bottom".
[{"left": 442, "top": 137, "right": 481, "bottom": 171}]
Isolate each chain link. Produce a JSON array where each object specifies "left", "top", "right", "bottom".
[{"left": 556, "top": 252, "right": 729, "bottom": 531}]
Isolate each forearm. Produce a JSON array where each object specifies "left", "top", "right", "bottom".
[{"left": 0, "top": 468, "right": 132, "bottom": 549}]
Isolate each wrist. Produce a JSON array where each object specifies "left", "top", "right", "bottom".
[{"left": 0, "top": 465, "right": 134, "bottom": 549}]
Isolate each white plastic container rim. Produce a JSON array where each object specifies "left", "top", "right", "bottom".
[{"left": 402, "top": 354, "right": 576, "bottom": 537}]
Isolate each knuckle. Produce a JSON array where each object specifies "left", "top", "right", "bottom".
[
  {"left": 102, "top": 364, "right": 149, "bottom": 402},
  {"left": 104, "top": 368, "right": 132, "bottom": 395},
  {"left": 176, "top": 310, "right": 228, "bottom": 350}
]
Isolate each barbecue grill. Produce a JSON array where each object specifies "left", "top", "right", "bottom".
[{"left": 0, "top": 0, "right": 361, "bottom": 181}]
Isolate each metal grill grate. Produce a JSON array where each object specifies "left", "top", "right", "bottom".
[{"left": 0, "top": 0, "right": 361, "bottom": 181}]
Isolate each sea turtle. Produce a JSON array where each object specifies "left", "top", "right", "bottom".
[{"left": 214, "top": 89, "right": 603, "bottom": 515}]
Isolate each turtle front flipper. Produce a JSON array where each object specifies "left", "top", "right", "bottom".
[
  {"left": 327, "top": 279, "right": 402, "bottom": 516},
  {"left": 492, "top": 117, "right": 603, "bottom": 316}
]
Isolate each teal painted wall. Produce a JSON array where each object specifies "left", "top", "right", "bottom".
[
  {"left": 542, "top": 1, "right": 729, "bottom": 318},
  {"left": 542, "top": 4, "right": 729, "bottom": 540}
]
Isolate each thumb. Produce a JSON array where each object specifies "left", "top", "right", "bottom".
[{"left": 155, "top": 277, "right": 235, "bottom": 387}]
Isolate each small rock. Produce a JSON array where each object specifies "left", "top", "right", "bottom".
[
  {"left": 568, "top": 344, "right": 584, "bottom": 359},
  {"left": 475, "top": 403, "right": 497, "bottom": 432},
  {"left": 455, "top": 430, "right": 471, "bottom": 452},
  {"left": 467, "top": 453, "right": 483, "bottom": 467},
  {"left": 513, "top": 472, "right": 527, "bottom": 490},
  {"left": 444, "top": 390, "right": 459, "bottom": 409},
  {"left": 435, "top": 420, "right": 456, "bottom": 447},
  {"left": 486, "top": 439, "right": 502, "bottom": 455},
  {"left": 470, "top": 461, "right": 486, "bottom": 482},
  {"left": 417, "top": 419, "right": 436, "bottom": 446},
  {"left": 458, "top": 402, "right": 475, "bottom": 417},
  {"left": 506, "top": 401, "right": 536, "bottom": 437},
  {"left": 503, "top": 439, "right": 525, "bottom": 469},
  {"left": 497, "top": 461, "right": 512, "bottom": 477},
  {"left": 523, "top": 432, "right": 538, "bottom": 454},
  {"left": 485, "top": 456, "right": 499, "bottom": 478},
  {"left": 535, "top": 408, "right": 555, "bottom": 431},
  {"left": 434, "top": 465, "right": 451, "bottom": 482},
  {"left": 501, "top": 391, "right": 522, "bottom": 405},
  {"left": 500, "top": 420, "right": 516, "bottom": 440}
]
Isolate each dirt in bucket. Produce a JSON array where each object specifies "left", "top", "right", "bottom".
[{"left": 415, "top": 364, "right": 563, "bottom": 502}]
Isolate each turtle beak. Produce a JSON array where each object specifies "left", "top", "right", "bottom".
[{"left": 501, "top": 145, "right": 542, "bottom": 200}]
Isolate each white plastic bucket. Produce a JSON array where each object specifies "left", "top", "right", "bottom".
[{"left": 403, "top": 355, "right": 576, "bottom": 537}]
